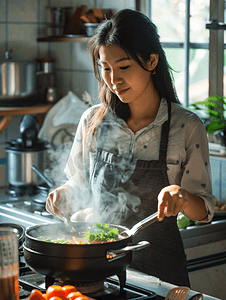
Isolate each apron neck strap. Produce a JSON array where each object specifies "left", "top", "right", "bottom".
[{"left": 159, "top": 100, "right": 171, "bottom": 162}]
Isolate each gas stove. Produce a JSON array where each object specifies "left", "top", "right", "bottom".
[
  {"left": 18, "top": 266, "right": 161, "bottom": 300},
  {"left": 18, "top": 250, "right": 163, "bottom": 300},
  {"left": 0, "top": 187, "right": 57, "bottom": 227}
]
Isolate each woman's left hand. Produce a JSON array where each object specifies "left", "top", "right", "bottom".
[{"left": 157, "top": 185, "right": 188, "bottom": 221}]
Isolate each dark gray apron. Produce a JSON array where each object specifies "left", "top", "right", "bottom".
[{"left": 90, "top": 101, "right": 190, "bottom": 287}]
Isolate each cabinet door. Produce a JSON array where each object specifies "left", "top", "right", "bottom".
[
  {"left": 221, "top": 160, "right": 226, "bottom": 201},
  {"left": 210, "top": 157, "right": 221, "bottom": 200}
]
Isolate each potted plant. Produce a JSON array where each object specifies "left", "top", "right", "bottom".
[{"left": 187, "top": 95, "right": 226, "bottom": 150}]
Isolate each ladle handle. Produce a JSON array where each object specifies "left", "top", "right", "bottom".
[
  {"left": 130, "top": 211, "right": 158, "bottom": 236},
  {"left": 31, "top": 165, "right": 53, "bottom": 188}
]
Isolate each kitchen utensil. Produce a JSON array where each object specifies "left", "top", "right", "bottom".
[
  {"left": 188, "top": 294, "right": 203, "bottom": 300},
  {"left": 0, "top": 227, "right": 20, "bottom": 300},
  {"left": 84, "top": 23, "right": 99, "bottom": 37},
  {"left": 46, "top": 6, "right": 73, "bottom": 37},
  {"left": 24, "top": 212, "right": 160, "bottom": 283},
  {"left": 20, "top": 114, "right": 39, "bottom": 148},
  {"left": 120, "top": 212, "right": 158, "bottom": 238},
  {"left": 31, "top": 165, "right": 53, "bottom": 188},
  {"left": 60, "top": 205, "right": 76, "bottom": 233},
  {"left": 0, "top": 49, "right": 37, "bottom": 106},
  {"left": 36, "top": 57, "right": 55, "bottom": 74},
  {"left": 164, "top": 287, "right": 190, "bottom": 300},
  {"left": 36, "top": 57, "right": 56, "bottom": 102},
  {"left": 5, "top": 115, "right": 49, "bottom": 189},
  {"left": 31, "top": 165, "right": 53, "bottom": 204}
]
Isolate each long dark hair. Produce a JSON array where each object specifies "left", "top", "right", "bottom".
[{"left": 87, "top": 9, "right": 180, "bottom": 136}]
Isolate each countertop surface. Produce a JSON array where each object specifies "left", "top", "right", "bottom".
[{"left": 124, "top": 269, "right": 221, "bottom": 300}]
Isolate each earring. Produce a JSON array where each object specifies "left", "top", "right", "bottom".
[{"left": 151, "top": 69, "right": 156, "bottom": 75}]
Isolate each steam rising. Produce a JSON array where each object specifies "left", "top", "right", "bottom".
[{"left": 44, "top": 142, "right": 142, "bottom": 226}]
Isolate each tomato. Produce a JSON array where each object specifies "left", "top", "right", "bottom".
[
  {"left": 66, "top": 291, "right": 84, "bottom": 300},
  {"left": 62, "top": 285, "right": 77, "bottom": 296},
  {"left": 46, "top": 285, "right": 67, "bottom": 300},
  {"left": 42, "top": 294, "right": 48, "bottom": 300},
  {"left": 29, "top": 289, "right": 45, "bottom": 300},
  {"left": 49, "top": 297, "right": 63, "bottom": 300}
]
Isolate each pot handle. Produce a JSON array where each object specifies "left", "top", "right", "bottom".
[{"left": 106, "top": 241, "right": 150, "bottom": 262}]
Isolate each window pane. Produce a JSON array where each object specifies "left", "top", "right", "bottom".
[
  {"left": 190, "top": 0, "right": 209, "bottom": 43},
  {"left": 163, "top": 48, "right": 185, "bottom": 103},
  {"left": 152, "top": 0, "right": 185, "bottom": 42},
  {"left": 151, "top": 0, "right": 209, "bottom": 105},
  {"left": 189, "top": 49, "right": 209, "bottom": 103}
]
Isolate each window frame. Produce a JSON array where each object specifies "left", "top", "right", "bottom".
[{"left": 136, "top": 0, "right": 225, "bottom": 106}]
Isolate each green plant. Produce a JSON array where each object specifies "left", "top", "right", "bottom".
[{"left": 187, "top": 95, "right": 226, "bottom": 134}]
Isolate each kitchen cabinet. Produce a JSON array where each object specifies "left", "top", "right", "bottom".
[
  {"left": 210, "top": 155, "right": 226, "bottom": 202},
  {"left": 0, "top": 103, "right": 53, "bottom": 135}
]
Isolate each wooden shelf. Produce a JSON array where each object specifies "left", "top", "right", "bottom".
[
  {"left": 0, "top": 103, "right": 53, "bottom": 135},
  {"left": 37, "top": 36, "right": 90, "bottom": 43},
  {"left": 0, "top": 103, "right": 53, "bottom": 116}
]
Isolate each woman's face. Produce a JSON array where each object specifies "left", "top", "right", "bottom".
[{"left": 98, "top": 45, "right": 153, "bottom": 104}]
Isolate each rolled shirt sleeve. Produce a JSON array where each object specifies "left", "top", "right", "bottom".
[{"left": 180, "top": 115, "right": 216, "bottom": 222}]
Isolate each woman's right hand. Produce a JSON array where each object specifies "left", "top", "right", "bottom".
[{"left": 46, "top": 184, "right": 71, "bottom": 219}]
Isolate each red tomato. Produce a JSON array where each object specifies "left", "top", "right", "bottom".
[
  {"left": 29, "top": 289, "right": 45, "bottom": 300},
  {"left": 62, "top": 285, "right": 77, "bottom": 297},
  {"left": 46, "top": 285, "right": 67, "bottom": 300},
  {"left": 49, "top": 297, "right": 63, "bottom": 300},
  {"left": 66, "top": 291, "right": 83, "bottom": 300},
  {"left": 42, "top": 294, "right": 48, "bottom": 300}
]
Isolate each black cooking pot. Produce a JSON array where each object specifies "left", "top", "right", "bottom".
[{"left": 24, "top": 213, "right": 158, "bottom": 283}]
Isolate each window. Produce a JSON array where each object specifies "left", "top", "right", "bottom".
[{"left": 139, "top": 0, "right": 225, "bottom": 107}]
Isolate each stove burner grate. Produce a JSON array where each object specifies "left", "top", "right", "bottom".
[
  {"left": 6, "top": 184, "right": 37, "bottom": 197},
  {"left": 19, "top": 273, "right": 157, "bottom": 300},
  {"left": 56, "top": 279, "right": 105, "bottom": 294}
]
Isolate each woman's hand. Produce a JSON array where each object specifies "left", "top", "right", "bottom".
[
  {"left": 46, "top": 184, "right": 72, "bottom": 219},
  {"left": 157, "top": 185, "right": 207, "bottom": 221},
  {"left": 157, "top": 185, "right": 188, "bottom": 221}
]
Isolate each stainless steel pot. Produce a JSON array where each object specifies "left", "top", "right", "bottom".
[
  {"left": 6, "top": 149, "right": 48, "bottom": 187},
  {"left": 5, "top": 115, "right": 49, "bottom": 187},
  {"left": 0, "top": 49, "right": 37, "bottom": 105}
]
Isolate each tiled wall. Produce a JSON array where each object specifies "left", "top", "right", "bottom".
[{"left": 0, "top": 0, "right": 135, "bottom": 186}]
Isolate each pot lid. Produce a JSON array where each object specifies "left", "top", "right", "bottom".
[
  {"left": 0, "top": 49, "right": 35, "bottom": 64},
  {"left": 6, "top": 137, "right": 49, "bottom": 151}
]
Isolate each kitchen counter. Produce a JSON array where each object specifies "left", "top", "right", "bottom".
[
  {"left": 180, "top": 218, "right": 226, "bottom": 249},
  {"left": 125, "top": 268, "right": 221, "bottom": 300}
]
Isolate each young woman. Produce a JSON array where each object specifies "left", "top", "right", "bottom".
[{"left": 46, "top": 9, "right": 216, "bottom": 287}]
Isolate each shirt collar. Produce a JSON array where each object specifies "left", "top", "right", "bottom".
[{"left": 103, "top": 98, "right": 169, "bottom": 128}]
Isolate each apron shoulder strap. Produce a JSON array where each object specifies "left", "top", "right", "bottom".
[{"left": 159, "top": 101, "right": 171, "bottom": 162}]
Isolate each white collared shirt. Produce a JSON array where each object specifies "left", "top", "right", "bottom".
[{"left": 65, "top": 98, "right": 216, "bottom": 222}]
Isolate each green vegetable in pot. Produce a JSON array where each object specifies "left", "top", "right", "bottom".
[
  {"left": 83, "top": 223, "right": 119, "bottom": 242},
  {"left": 177, "top": 213, "right": 191, "bottom": 229}
]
